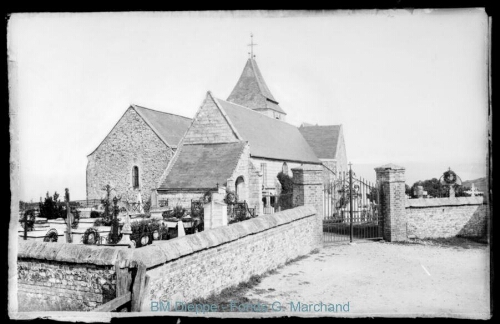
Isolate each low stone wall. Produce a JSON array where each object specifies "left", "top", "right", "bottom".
[
  {"left": 138, "top": 205, "right": 320, "bottom": 311},
  {"left": 16, "top": 205, "right": 320, "bottom": 312},
  {"left": 17, "top": 243, "right": 130, "bottom": 311},
  {"left": 405, "top": 197, "right": 488, "bottom": 239}
]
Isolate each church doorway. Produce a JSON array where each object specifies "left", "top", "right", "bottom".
[{"left": 235, "top": 176, "right": 246, "bottom": 201}]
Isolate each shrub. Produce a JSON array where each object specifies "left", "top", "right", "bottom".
[
  {"left": 228, "top": 211, "right": 251, "bottom": 225},
  {"left": 202, "top": 191, "right": 212, "bottom": 204},
  {"left": 171, "top": 205, "right": 186, "bottom": 218},
  {"left": 277, "top": 172, "right": 294, "bottom": 210},
  {"left": 90, "top": 210, "right": 102, "bottom": 218},
  {"left": 93, "top": 218, "right": 112, "bottom": 227},
  {"left": 69, "top": 207, "right": 80, "bottom": 229},
  {"left": 191, "top": 205, "right": 204, "bottom": 232},
  {"left": 21, "top": 209, "right": 36, "bottom": 231},
  {"left": 130, "top": 219, "right": 161, "bottom": 247},
  {"left": 39, "top": 192, "right": 64, "bottom": 220},
  {"left": 224, "top": 190, "right": 238, "bottom": 205}
]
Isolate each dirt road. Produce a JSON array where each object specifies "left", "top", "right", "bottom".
[{"left": 244, "top": 241, "right": 490, "bottom": 319}]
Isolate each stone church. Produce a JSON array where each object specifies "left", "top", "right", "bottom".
[
  {"left": 86, "top": 105, "right": 192, "bottom": 203},
  {"left": 86, "top": 56, "right": 347, "bottom": 213}
]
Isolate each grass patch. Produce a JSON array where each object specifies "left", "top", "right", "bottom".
[
  {"left": 185, "top": 273, "right": 270, "bottom": 313},
  {"left": 178, "top": 249, "right": 318, "bottom": 313},
  {"left": 284, "top": 254, "right": 309, "bottom": 265},
  {"left": 394, "top": 236, "right": 488, "bottom": 249}
]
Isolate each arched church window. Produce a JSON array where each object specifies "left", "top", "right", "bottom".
[
  {"left": 282, "top": 162, "right": 288, "bottom": 174},
  {"left": 132, "top": 166, "right": 139, "bottom": 188},
  {"left": 235, "top": 176, "right": 245, "bottom": 201}
]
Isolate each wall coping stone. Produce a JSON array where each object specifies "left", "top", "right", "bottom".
[
  {"left": 291, "top": 166, "right": 323, "bottom": 171},
  {"left": 405, "top": 196, "right": 485, "bottom": 208},
  {"left": 374, "top": 163, "right": 405, "bottom": 171},
  {"left": 18, "top": 205, "right": 316, "bottom": 269},
  {"left": 210, "top": 229, "right": 229, "bottom": 244},
  {"left": 17, "top": 241, "right": 132, "bottom": 266},
  {"left": 131, "top": 244, "right": 168, "bottom": 267}
]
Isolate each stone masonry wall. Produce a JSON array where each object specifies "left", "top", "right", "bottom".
[
  {"left": 17, "top": 260, "right": 115, "bottom": 311},
  {"left": 140, "top": 206, "right": 320, "bottom": 311},
  {"left": 16, "top": 242, "right": 130, "bottom": 312},
  {"left": 375, "top": 165, "right": 406, "bottom": 242},
  {"left": 406, "top": 197, "right": 488, "bottom": 238},
  {"left": 182, "top": 94, "right": 238, "bottom": 145},
  {"left": 247, "top": 161, "right": 263, "bottom": 214},
  {"left": 321, "top": 159, "right": 337, "bottom": 185},
  {"left": 17, "top": 207, "right": 321, "bottom": 312},
  {"left": 226, "top": 144, "right": 263, "bottom": 213},
  {"left": 87, "top": 107, "right": 174, "bottom": 204},
  {"left": 228, "top": 144, "right": 251, "bottom": 202},
  {"left": 292, "top": 166, "right": 324, "bottom": 248}
]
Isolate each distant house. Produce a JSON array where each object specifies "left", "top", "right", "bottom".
[
  {"left": 86, "top": 105, "right": 192, "bottom": 204},
  {"left": 298, "top": 124, "right": 348, "bottom": 183}
]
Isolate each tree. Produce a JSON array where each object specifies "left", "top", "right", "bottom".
[
  {"left": 410, "top": 179, "right": 471, "bottom": 198},
  {"left": 367, "top": 187, "right": 379, "bottom": 202},
  {"left": 39, "top": 191, "right": 64, "bottom": 220},
  {"left": 405, "top": 184, "right": 411, "bottom": 196},
  {"left": 277, "top": 171, "right": 294, "bottom": 210},
  {"left": 454, "top": 184, "right": 471, "bottom": 197}
]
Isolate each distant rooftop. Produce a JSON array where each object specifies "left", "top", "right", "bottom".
[{"left": 132, "top": 105, "right": 192, "bottom": 147}]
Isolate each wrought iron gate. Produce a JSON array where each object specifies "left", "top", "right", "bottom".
[{"left": 323, "top": 164, "right": 382, "bottom": 243}]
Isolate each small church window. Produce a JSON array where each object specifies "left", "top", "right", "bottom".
[{"left": 132, "top": 166, "right": 139, "bottom": 188}]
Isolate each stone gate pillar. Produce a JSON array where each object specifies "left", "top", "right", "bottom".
[
  {"left": 292, "top": 166, "right": 323, "bottom": 246},
  {"left": 375, "top": 164, "right": 407, "bottom": 242}
]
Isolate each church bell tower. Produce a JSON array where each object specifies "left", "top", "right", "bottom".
[{"left": 226, "top": 34, "right": 287, "bottom": 121}]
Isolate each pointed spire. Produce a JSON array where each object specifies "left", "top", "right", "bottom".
[{"left": 227, "top": 57, "right": 286, "bottom": 115}]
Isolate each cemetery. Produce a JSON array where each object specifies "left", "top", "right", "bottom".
[
  {"left": 16, "top": 162, "right": 490, "bottom": 313},
  {"left": 18, "top": 182, "right": 256, "bottom": 248},
  {"left": 11, "top": 24, "right": 490, "bottom": 317}
]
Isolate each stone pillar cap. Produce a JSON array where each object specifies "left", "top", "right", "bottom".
[{"left": 375, "top": 163, "right": 405, "bottom": 171}]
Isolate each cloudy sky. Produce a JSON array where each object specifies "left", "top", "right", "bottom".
[{"left": 9, "top": 9, "right": 489, "bottom": 201}]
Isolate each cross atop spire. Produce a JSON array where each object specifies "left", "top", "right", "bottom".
[{"left": 248, "top": 33, "right": 257, "bottom": 59}]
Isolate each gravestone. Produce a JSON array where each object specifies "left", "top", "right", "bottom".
[
  {"left": 465, "top": 183, "right": 480, "bottom": 197},
  {"left": 439, "top": 168, "right": 461, "bottom": 198}
]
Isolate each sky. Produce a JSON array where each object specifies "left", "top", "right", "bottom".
[{"left": 8, "top": 9, "right": 490, "bottom": 201}]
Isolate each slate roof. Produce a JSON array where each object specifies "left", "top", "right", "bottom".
[
  {"left": 215, "top": 98, "right": 320, "bottom": 164},
  {"left": 298, "top": 125, "right": 342, "bottom": 160},
  {"left": 158, "top": 142, "right": 247, "bottom": 190},
  {"left": 132, "top": 105, "right": 192, "bottom": 147},
  {"left": 227, "top": 59, "right": 286, "bottom": 115}
]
